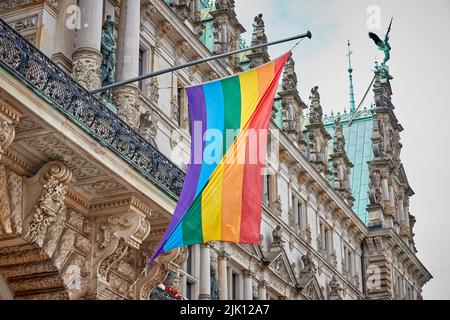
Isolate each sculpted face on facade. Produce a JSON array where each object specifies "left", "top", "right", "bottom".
[{"left": 0, "top": 0, "right": 431, "bottom": 301}]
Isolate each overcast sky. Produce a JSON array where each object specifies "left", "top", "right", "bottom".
[{"left": 234, "top": 0, "right": 450, "bottom": 299}]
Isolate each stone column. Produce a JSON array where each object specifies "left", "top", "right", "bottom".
[
  {"left": 72, "top": 0, "right": 103, "bottom": 91},
  {"left": 227, "top": 267, "right": 233, "bottom": 299},
  {"left": 258, "top": 280, "right": 267, "bottom": 300},
  {"left": 218, "top": 252, "right": 228, "bottom": 300},
  {"left": 199, "top": 244, "right": 211, "bottom": 300},
  {"left": 243, "top": 271, "right": 253, "bottom": 300},
  {"left": 113, "top": 0, "right": 141, "bottom": 128},
  {"left": 381, "top": 174, "right": 390, "bottom": 201}
]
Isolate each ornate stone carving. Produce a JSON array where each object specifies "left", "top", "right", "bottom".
[
  {"left": 171, "top": 97, "right": 180, "bottom": 124},
  {"left": 72, "top": 49, "right": 102, "bottom": 91},
  {"left": 248, "top": 14, "right": 269, "bottom": 68},
  {"left": 0, "top": 164, "right": 22, "bottom": 237},
  {"left": 301, "top": 252, "right": 316, "bottom": 276},
  {"left": 369, "top": 170, "right": 382, "bottom": 205},
  {"left": 113, "top": 85, "right": 141, "bottom": 129},
  {"left": 149, "top": 78, "right": 160, "bottom": 105},
  {"left": 330, "top": 249, "right": 337, "bottom": 268},
  {"left": 24, "top": 162, "right": 72, "bottom": 247},
  {"left": 107, "top": 211, "right": 151, "bottom": 250},
  {"left": 274, "top": 195, "right": 282, "bottom": 216},
  {"left": 0, "top": 120, "right": 15, "bottom": 154},
  {"left": 98, "top": 239, "right": 128, "bottom": 281},
  {"left": 308, "top": 86, "right": 322, "bottom": 123},
  {"left": 304, "top": 224, "right": 312, "bottom": 244},
  {"left": 139, "top": 110, "right": 159, "bottom": 147},
  {"left": 170, "top": 0, "right": 192, "bottom": 22},
  {"left": 269, "top": 225, "right": 284, "bottom": 252},
  {"left": 328, "top": 275, "right": 343, "bottom": 300},
  {"left": 288, "top": 206, "right": 295, "bottom": 227}
]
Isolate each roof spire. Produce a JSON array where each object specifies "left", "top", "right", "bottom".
[{"left": 347, "top": 40, "right": 356, "bottom": 113}]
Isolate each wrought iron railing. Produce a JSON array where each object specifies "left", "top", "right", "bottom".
[{"left": 0, "top": 18, "right": 184, "bottom": 199}]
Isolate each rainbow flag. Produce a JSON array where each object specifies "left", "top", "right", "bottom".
[{"left": 150, "top": 52, "right": 291, "bottom": 263}]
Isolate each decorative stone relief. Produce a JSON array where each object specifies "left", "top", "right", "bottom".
[
  {"left": 24, "top": 162, "right": 72, "bottom": 247},
  {"left": 149, "top": 78, "right": 160, "bottom": 105},
  {"left": 72, "top": 50, "right": 102, "bottom": 91},
  {"left": 369, "top": 169, "right": 382, "bottom": 205},
  {"left": 328, "top": 275, "right": 343, "bottom": 300},
  {"left": 304, "top": 224, "right": 312, "bottom": 244},
  {"left": 269, "top": 225, "right": 284, "bottom": 252},
  {"left": 274, "top": 195, "right": 282, "bottom": 216},
  {"left": 113, "top": 86, "right": 141, "bottom": 129},
  {"left": 139, "top": 110, "right": 159, "bottom": 147},
  {"left": 0, "top": 120, "right": 15, "bottom": 154},
  {"left": 0, "top": 164, "right": 22, "bottom": 237}
]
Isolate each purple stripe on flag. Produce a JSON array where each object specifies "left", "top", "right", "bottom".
[{"left": 149, "top": 86, "right": 206, "bottom": 263}]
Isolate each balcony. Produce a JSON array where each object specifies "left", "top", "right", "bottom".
[{"left": 0, "top": 18, "right": 185, "bottom": 199}]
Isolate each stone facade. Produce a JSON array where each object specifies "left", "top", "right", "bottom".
[{"left": 0, "top": 0, "right": 431, "bottom": 300}]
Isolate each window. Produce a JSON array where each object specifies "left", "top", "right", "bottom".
[
  {"left": 297, "top": 199, "right": 306, "bottom": 234},
  {"left": 186, "top": 281, "right": 193, "bottom": 300},
  {"left": 232, "top": 273, "right": 239, "bottom": 300},
  {"left": 180, "top": 245, "right": 198, "bottom": 299},
  {"left": 186, "top": 246, "right": 193, "bottom": 275},
  {"left": 138, "top": 49, "right": 145, "bottom": 91},
  {"left": 343, "top": 244, "right": 354, "bottom": 281},
  {"left": 263, "top": 174, "right": 269, "bottom": 206},
  {"left": 319, "top": 221, "right": 332, "bottom": 256}
]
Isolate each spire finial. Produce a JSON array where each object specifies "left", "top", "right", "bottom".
[{"left": 347, "top": 40, "right": 356, "bottom": 113}]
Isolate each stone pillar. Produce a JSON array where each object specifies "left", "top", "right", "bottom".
[
  {"left": 218, "top": 252, "right": 228, "bottom": 300},
  {"left": 227, "top": 267, "right": 233, "bottom": 299},
  {"left": 258, "top": 280, "right": 267, "bottom": 300},
  {"left": 243, "top": 271, "right": 253, "bottom": 300},
  {"left": 381, "top": 174, "right": 390, "bottom": 201},
  {"left": 113, "top": 0, "right": 141, "bottom": 128},
  {"left": 199, "top": 244, "right": 211, "bottom": 300},
  {"left": 72, "top": 0, "right": 103, "bottom": 91}
]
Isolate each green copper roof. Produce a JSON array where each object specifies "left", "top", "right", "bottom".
[
  {"left": 323, "top": 108, "right": 374, "bottom": 224},
  {"left": 200, "top": 6, "right": 215, "bottom": 52}
]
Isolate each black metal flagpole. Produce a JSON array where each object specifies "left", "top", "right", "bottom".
[{"left": 90, "top": 31, "right": 312, "bottom": 94}]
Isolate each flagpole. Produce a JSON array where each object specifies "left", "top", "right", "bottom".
[{"left": 90, "top": 31, "right": 312, "bottom": 94}]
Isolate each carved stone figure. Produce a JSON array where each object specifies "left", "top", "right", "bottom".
[
  {"left": 270, "top": 225, "right": 284, "bottom": 251},
  {"left": 139, "top": 110, "right": 159, "bottom": 147},
  {"left": 301, "top": 252, "right": 317, "bottom": 276},
  {"left": 0, "top": 120, "right": 15, "bottom": 154},
  {"left": 274, "top": 195, "right": 282, "bottom": 216},
  {"left": 369, "top": 170, "right": 382, "bottom": 205},
  {"left": 309, "top": 86, "right": 320, "bottom": 102},
  {"left": 328, "top": 275, "right": 343, "bottom": 300},
  {"left": 253, "top": 13, "right": 264, "bottom": 29},
  {"left": 333, "top": 117, "right": 345, "bottom": 154},
  {"left": 308, "top": 86, "right": 323, "bottom": 123}
]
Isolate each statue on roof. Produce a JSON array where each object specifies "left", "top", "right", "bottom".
[
  {"left": 368, "top": 18, "right": 392, "bottom": 65},
  {"left": 309, "top": 86, "right": 320, "bottom": 101},
  {"left": 253, "top": 13, "right": 265, "bottom": 29},
  {"left": 369, "top": 18, "right": 394, "bottom": 80}
]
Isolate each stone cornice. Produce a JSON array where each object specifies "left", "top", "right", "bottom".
[{"left": 367, "top": 228, "right": 432, "bottom": 282}]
